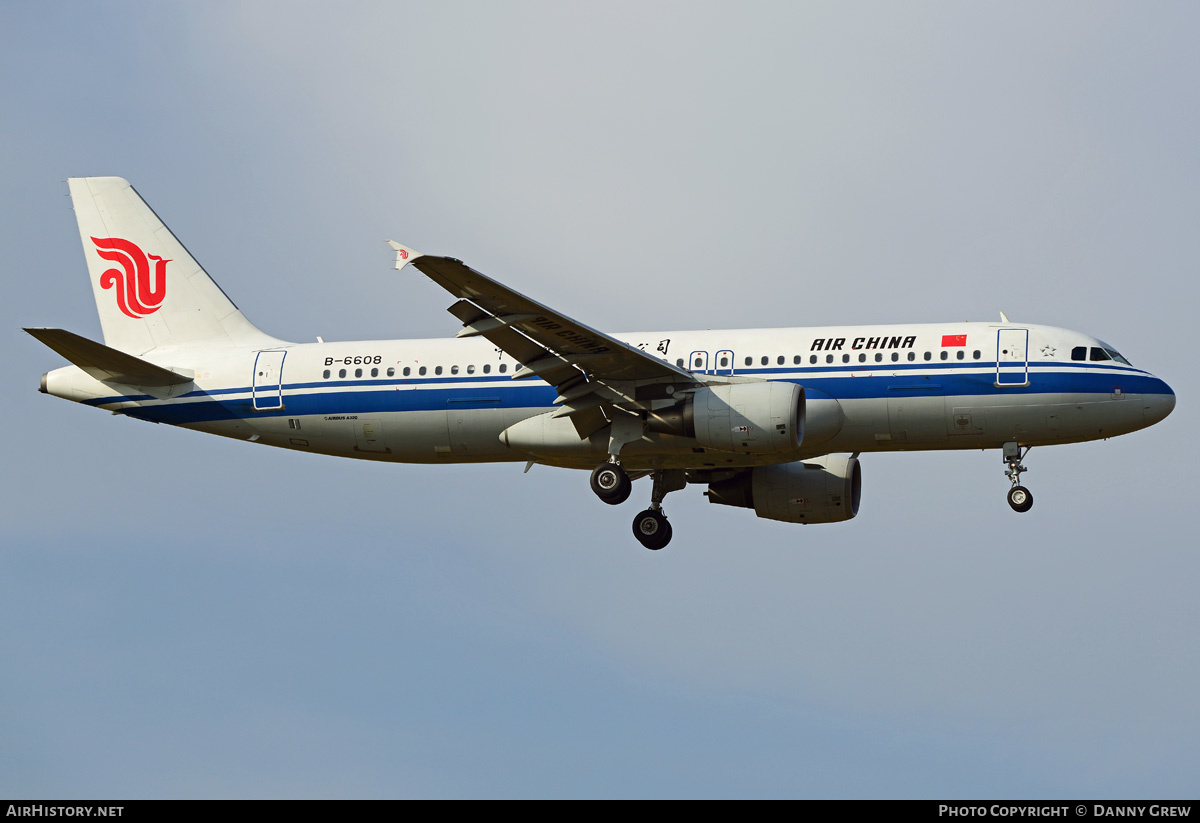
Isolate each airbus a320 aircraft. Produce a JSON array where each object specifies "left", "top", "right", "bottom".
[{"left": 28, "top": 178, "right": 1175, "bottom": 549}]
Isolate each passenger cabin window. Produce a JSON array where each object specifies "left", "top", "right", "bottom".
[
  {"left": 323, "top": 369, "right": 331, "bottom": 379},
  {"left": 482, "top": 364, "right": 491, "bottom": 374},
  {"left": 419, "top": 366, "right": 427, "bottom": 376},
  {"left": 744, "top": 357, "right": 752, "bottom": 366},
  {"left": 924, "top": 352, "right": 931, "bottom": 361},
  {"left": 371, "top": 367, "right": 378, "bottom": 377},
  {"left": 451, "top": 365, "right": 459, "bottom": 375},
  {"left": 826, "top": 354, "right": 834, "bottom": 364},
  {"left": 793, "top": 355, "right": 801, "bottom": 364},
  {"left": 387, "top": 367, "right": 395, "bottom": 377},
  {"left": 972, "top": 350, "right": 981, "bottom": 360},
  {"left": 875, "top": 353, "right": 883, "bottom": 362},
  {"left": 403, "top": 367, "right": 410, "bottom": 376},
  {"left": 891, "top": 352, "right": 899, "bottom": 362},
  {"left": 940, "top": 351, "right": 949, "bottom": 361},
  {"left": 435, "top": 366, "right": 443, "bottom": 375},
  {"left": 339, "top": 369, "right": 347, "bottom": 378},
  {"left": 694, "top": 357, "right": 703, "bottom": 368},
  {"left": 761, "top": 356, "right": 768, "bottom": 366},
  {"left": 907, "top": 352, "right": 915, "bottom": 361},
  {"left": 777, "top": 356, "right": 785, "bottom": 365},
  {"left": 810, "top": 355, "right": 818, "bottom": 365},
  {"left": 956, "top": 351, "right": 965, "bottom": 360},
  {"left": 467, "top": 365, "right": 475, "bottom": 374},
  {"left": 499, "top": 364, "right": 507, "bottom": 373},
  {"left": 719, "top": 355, "right": 729, "bottom": 367},
  {"left": 1071, "top": 346, "right": 1087, "bottom": 361},
  {"left": 355, "top": 368, "right": 363, "bottom": 377},
  {"left": 843, "top": 354, "right": 850, "bottom": 363},
  {"left": 678, "top": 358, "right": 686, "bottom": 367},
  {"left": 859, "top": 353, "right": 867, "bottom": 363}
]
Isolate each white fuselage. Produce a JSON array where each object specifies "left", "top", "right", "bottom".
[{"left": 42, "top": 321, "right": 1176, "bottom": 471}]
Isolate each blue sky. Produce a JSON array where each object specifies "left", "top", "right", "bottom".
[{"left": 2, "top": 1, "right": 1197, "bottom": 798}]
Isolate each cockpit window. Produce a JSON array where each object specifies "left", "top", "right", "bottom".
[
  {"left": 1105, "top": 348, "right": 1132, "bottom": 365},
  {"left": 1089, "top": 347, "right": 1111, "bottom": 362},
  {"left": 1071, "top": 346, "right": 1087, "bottom": 361}
]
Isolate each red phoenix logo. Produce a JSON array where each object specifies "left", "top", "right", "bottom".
[
  {"left": 91, "top": 237, "right": 170, "bottom": 318},
  {"left": 398, "top": 248, "right": 410, "bottom": 260}
]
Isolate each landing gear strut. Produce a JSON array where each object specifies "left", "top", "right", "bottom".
[
  {"left": 590, "top": 460, "right": 688, "bottom": 550},
  {"left": 1002, "top": 441, "right": 1033, "bottom": 513},
  {"left": 631, "top": 469, "right": 686, "bottom": 551}
]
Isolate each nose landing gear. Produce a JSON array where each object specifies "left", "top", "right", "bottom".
[
  {"left": 1002, "top": 441, "right": 1034, "bottom": 513},
  {"left": 1007, "top": 485, "right": 1033, "bottom": 512}
]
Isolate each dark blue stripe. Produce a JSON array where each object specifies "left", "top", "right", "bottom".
[
  {"left": 83, "top": 375, "right": 548, "bottom": 406},
  {"left": 110, "top": 370, "right": 1171, "bottom": 426}
]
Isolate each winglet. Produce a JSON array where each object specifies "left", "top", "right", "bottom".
[{"left": 386, "top": 240, "right": 423, "bottom": 271}]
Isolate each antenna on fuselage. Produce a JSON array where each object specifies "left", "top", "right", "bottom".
[{"left": 999, "top": 311, "right": 1011, "bottom": 323}]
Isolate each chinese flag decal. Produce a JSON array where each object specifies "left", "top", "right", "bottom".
[{"left": 941, "top": 334, "right": 967, "bottom": 347}]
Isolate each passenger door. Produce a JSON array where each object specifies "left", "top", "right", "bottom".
[
  {"left": 252, "top": 350, "right": 287, "bottom": 410},
  {"left": 995, "top": 329, "right": 1030, "bottom": 387}
]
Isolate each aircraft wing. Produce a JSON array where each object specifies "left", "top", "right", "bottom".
[{"left": 388, "top": 242, "right": 693, "bottom": 389}]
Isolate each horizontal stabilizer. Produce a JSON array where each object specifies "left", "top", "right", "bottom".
[{"left": 25, "top": 328, "right": 193, "bottom": 387}]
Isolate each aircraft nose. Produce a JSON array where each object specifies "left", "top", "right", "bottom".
[{"left": 1144, "top": 379, "right": 1175, "bottom": 425}]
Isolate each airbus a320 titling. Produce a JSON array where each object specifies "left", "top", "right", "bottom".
[{"left": 28, "top": 178, "right": 1175, "bottom": 549}]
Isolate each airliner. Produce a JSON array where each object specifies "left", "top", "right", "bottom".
[{"left": 28, "top": 177, "right": 1176, "bottom": 549}]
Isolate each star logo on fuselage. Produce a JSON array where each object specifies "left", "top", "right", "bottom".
[{"left": 1041, "top": 345, "right": 1057, "bottom": 357}]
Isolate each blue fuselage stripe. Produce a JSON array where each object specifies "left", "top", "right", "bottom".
[{"left": 99, "top": 367, "right": 1173, "bottom": 426}]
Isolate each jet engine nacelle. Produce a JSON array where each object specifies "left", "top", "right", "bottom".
[
  {"left": 649, "top": 382, "right": 805, "bottom": 454},
  {"left": 693, "top": 382, "right": 804, "bottom": 453},
  {"left": 705, "top": 454, "right": 862, "bottom": 524}
]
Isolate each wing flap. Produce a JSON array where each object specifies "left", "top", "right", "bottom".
[
  {"left": 566, "top": 404, "right": 610, "bottom": 439},
  {"left": 455, "top": 313, "right": 539, "bottom": 339}
]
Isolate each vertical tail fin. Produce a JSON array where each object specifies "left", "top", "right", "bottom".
[{"left": 68, "top": 177, "right": 282, "bottom": 354}]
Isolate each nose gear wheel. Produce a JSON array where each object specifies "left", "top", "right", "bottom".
[
  {"left": 1002, "top": 442, "right": 1033, "bottom": 513},
  {"left": 1007, "top": 485, "right": 1033, "bottom": 512}
]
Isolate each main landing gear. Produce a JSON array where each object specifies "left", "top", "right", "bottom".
[
  {"left": 590, "top": 463, "right": 686, "bottom": 550},
  {"left": 590, "top": 462, "right": 631, "bottom": 505},
  {"left": 1002, "top": 441, "right": 1034, "bottom": 513},
  {"left": 632, "top": 508, "right": 672, "bottom": 551}
]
